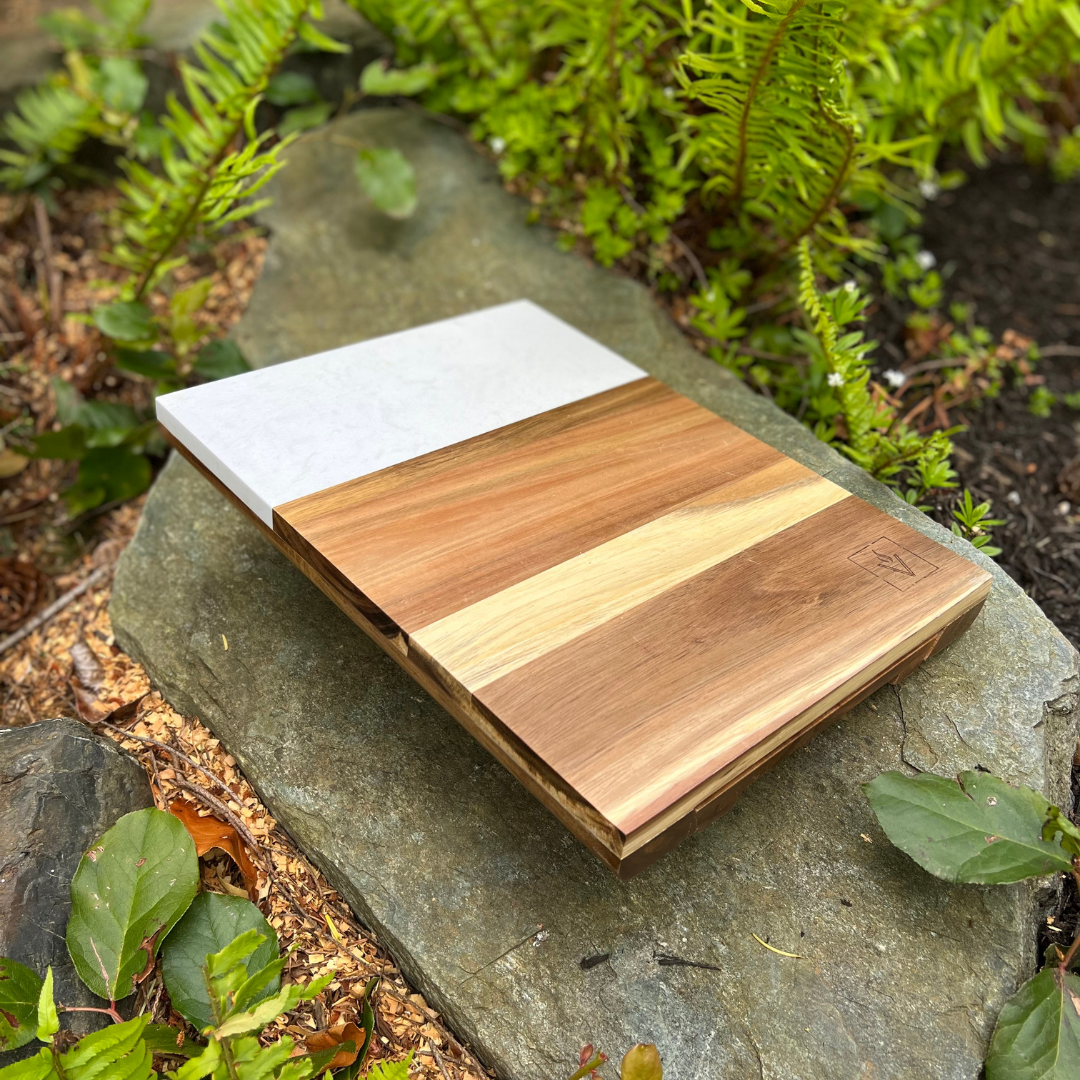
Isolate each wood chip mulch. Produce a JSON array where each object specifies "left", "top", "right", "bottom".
[{"left": 0, "top": 516, "right": 490, "bottom": 1080}]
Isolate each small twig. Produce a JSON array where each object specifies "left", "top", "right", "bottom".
[
  {"left": 94, "top": 719, "right": 242, "bottom": 807},
  {"left": 427, "top": 1038, "right": 453, "bottom": 1080},
  {"left": 0, "top": 564, "right": 112, "bottom": 657},
  {"left": 32, "top": 196, "right": 63, "bottom": 329},
  {"left": 1040, "top": 344, "right": 1080, "bottom": 358},
  {"left": 671, "top": 233, "right": 708, "bottom": 289}
]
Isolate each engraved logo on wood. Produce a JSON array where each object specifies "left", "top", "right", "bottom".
[{"left": 848, "top": 537, "right": 939, "bottom": 591}]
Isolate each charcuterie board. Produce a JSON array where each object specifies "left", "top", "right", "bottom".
[{"left": 157, "top": 300, "right": 991, "bottom": 877}]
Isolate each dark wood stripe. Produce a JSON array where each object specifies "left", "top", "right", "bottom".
[
  {"left": 277, "top": 378, "right": 785, "bottom": 631},
  {"left": 476, "top": 496, "right": 990, "bottom": 835}
]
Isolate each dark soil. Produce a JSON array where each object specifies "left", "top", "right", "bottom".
[
  {"left": 920, "top": 162, "right": 1080, "bottom": 650},
  {"left": 914, "top": 161, "right": 1080, "bottom": 974}
]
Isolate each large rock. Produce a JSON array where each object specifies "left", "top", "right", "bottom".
[
  {"left": 112, "top": 110, "right": 1080, "bottom": 1080},
  {"left": 0, "top": 718, "right": 154, "bottom": 1054}
]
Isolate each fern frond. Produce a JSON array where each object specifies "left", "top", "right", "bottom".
[
  {"left": 111, "top": 0, "right": 325, "bottom": 297},
  {"left": 0, "top": 82, "right": 94, "bottom": 189}
]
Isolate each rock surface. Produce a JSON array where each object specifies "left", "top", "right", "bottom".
[
  {"left": 0, "top": 719, "right": 154, "bottom": 1055},
  {"left": 112, "top": 110, "right": 1080, "bottom": 1080}
]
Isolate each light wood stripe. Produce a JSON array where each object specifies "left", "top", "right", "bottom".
[{"left": 409, "top": 459, "right": 849, "bottom": 690}]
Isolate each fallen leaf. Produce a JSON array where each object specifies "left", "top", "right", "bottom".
[
  {"left": 304, "top": 1023, "right": 363, "bottom": 1070},
  {"left": 71, "top": 679, "right": 106, "bottom": 723},
  {"left": 169, "top": 799, "right": 260, "bottom": 901},
  {"left": 0, "top": 447, "right": 28, "bottom": 479},
  {"left": 70, "top": 639, "right": 106, "bottom": 690}
]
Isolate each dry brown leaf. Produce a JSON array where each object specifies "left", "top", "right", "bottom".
[
  {"left": 169, "top": 798, "right": 260, "bottom": 901},
  {"left": 70, "top": 639, "right": 106, "bottom": 690},
  {"left": 304, "top": 1022, "right": 364, "bottom": 1070}
]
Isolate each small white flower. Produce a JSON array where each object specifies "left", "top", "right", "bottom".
[
  {"left": 918, "top": 179, "right": 940, "bottom": 200},
  {"left": 827, "top": 372, "right": 844, "bottom": 388},
  {"left": 882, "top": 369, "right": 906, "bottom": 388},
  {"left": 915, "top": 249, "right": 936, "bottom": 271},
  {"left": 1006, "top": 490, "right": 1021, "bottom": 506},
  {"left": 489, "top": 136, "right": 507, "bottom": 155},
  {"left": 662, "top": 85, "right": 676, "bottom": 99},
  {"left": 843, "top": 279, "right": 858, "bottom": 293}
]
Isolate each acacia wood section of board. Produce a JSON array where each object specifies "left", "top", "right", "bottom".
[{"left": 265, "top": 377, "right": 992, "bottom": 874}]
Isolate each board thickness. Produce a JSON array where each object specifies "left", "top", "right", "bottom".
[{"left": 159, "top": 301, "right": 991, "bottom": 878}]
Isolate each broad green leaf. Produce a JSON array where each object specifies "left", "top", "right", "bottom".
[
  {"left": 65, "top": 447, "right": 152, "bottom": 515},
  {"left": 293, "top": 1041, "right": 355, "bottom": 1076},
  {"left": 232, "top": 957, "right": 287, "bottom": 1014},
  {"left": 864, "top": 771, "right": 1074, "bottom": 884},
  {"left": 162, "top": 894, "right": 280, "bottom": 1030},
  {"left": 53, "top": 378, "right": 82, "bottom": 426},
  {"left": 0, "top": 957, "right": 44, "bottom": 1051},
  {"left": 354, "top": 148, "right": 417, "bottom": 220},
  {"left": 194, "top": 340, "right": 249, "bottom": 380},
  {"left": 66, "top": 808, "right": 198, "bottom": 1001},
  {"left": 621, "top": 1044, "right": 662, "bottom": 1080},
  {"left": 0, "top": 1048, "right": 56, "bottom": 1080},
  {"left": 97, "top": 57, "right": 148, "bottom": 114},
  {"left": 265, "top": 72, "right": 319, "bottom": 107},
  {"left": 359, "top": 61, "right": 437, "bottom": 97},
  {"left": 114, "top": 348, "right": 177, "bottom": 379},
  {"left": 278, "top": 102, "right": 333, "bottom": 137},
  {"left": 92, "top": 301, "right": 156, "bottom": 343},
  {"left": 35, "top": 969, "right": 58, "bottom": 1043},
  {"left": 28, "top": 424, "right": 86, "bottom": 460},
  {"left": 60, "top": 1016, "right": 153, "bottom": 1080},
  {"left": 987, "top": 967, "right": 1080, "bottom": 1080},
  {"left": 77, "top": 401, "right": 141, "bottom": 447}
]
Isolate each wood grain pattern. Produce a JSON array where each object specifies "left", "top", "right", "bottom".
[{"left": 169, "top": 374, "right": 992, "bottom": 877}]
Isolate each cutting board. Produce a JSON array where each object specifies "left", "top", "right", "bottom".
[{"left": 157, "top": 300, "right": 991, "bottom": 877}]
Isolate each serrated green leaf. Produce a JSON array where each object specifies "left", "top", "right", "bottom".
[
  {"left": 35, "top": 968, "right": 58, "bottom": 1044},
  {"left": 864, "top": 771, "right": 1074, "bottom": 884},
  {"left": 65, "top": 447, "right": 152, "bottom": 515},
  {"left": 354, "top": 147, "right": 416, "bottom": 219},
  {"left": 359, "top": 60, "right": 437, "bottom": 97},
  {"left": 0, "top": 957, "right": 44, "bottom": 1051},
  {"left": 369, "top": 1051, "right": 413, "bottom": 1080},
  {"left": 296, "top": 20, "right": 349, "bottom": 53},
  {"left": 0, "top": 1048, "right": 56, "bottom": 1080},
  {"left": 987, "top": 967, "right": 1080, "bottom": 1080},
  {"left": 66, "top": 808, "right": 198, "bottom": 1000},
  {"left": 60, "top": 1016, "right": 153, "bottom": 1080},
  {"left": 193, "top": 339, "right": 249, "bottom": 380},
  {"left": 93, "top": 301, "right": 157, "bottom": 343},
  {"left": 162, "top": 894, "right": 280, "bottom": 1030}
]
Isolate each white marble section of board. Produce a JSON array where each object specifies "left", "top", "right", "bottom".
[{"left": 156, "top": 300, "right": 645, "bottom": 526}]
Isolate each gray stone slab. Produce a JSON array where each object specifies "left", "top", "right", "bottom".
[
  {"left": 112, "top": 109, "right": 1080, "bottom": 1080},
  {"left": 0, "top": 718, "right": 154, "bottom": 1056}
]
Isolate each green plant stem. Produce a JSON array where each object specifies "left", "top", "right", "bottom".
[
  {"left": 461, "top": 0, "right": 497, "bottom": 61},
  {"left": 566, "top": 1054, "right": 606, "bottom": 1080},
  {"left": 728, "top": 0, "right": 809, "bottom": 207}
]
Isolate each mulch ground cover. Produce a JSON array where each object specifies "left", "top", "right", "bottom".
[{"left": 920, "top": 160, "right": 1080, "bottom": 652}]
